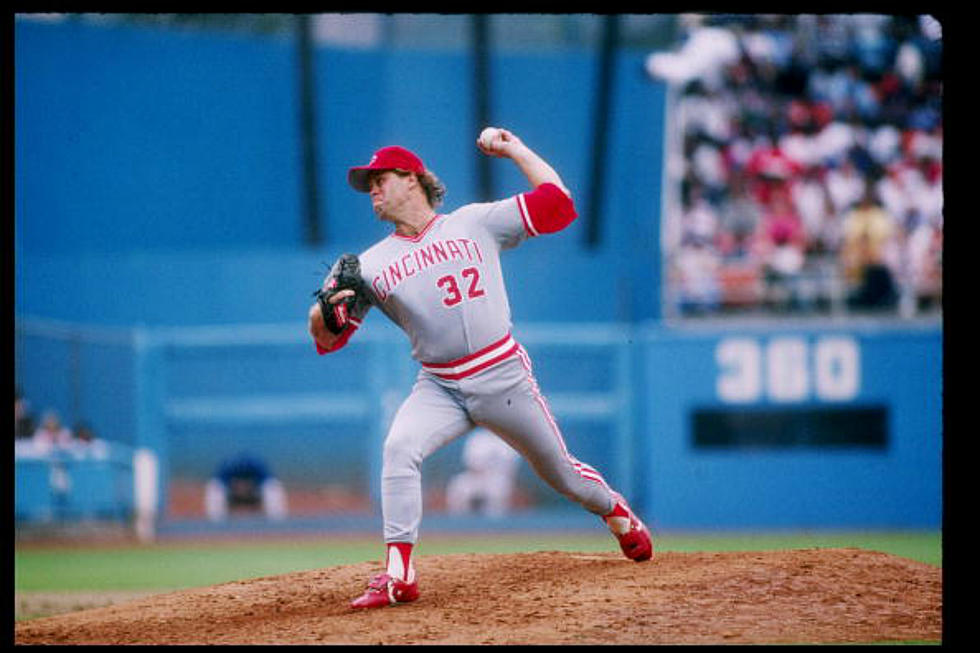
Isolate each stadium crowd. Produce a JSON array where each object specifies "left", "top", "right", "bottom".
[
  {"left": 15, "top": 389, "right": 110, "bottom": 460},
  {"left": 647, "top": 14, "right": 942, "bottom": 317}
]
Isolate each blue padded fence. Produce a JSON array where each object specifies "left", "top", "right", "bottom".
[{"left": 16, "top": 316, "right": 942, "bottom": 533}]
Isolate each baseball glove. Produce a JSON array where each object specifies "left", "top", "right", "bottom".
[{"left": 314, "top": 253, "right": 365, "bottom": 335}]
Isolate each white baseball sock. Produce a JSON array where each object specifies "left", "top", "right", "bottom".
[{"left": 386, "top": 542, "right": 415, "bottom": 582}]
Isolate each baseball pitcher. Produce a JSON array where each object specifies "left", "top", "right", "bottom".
[{"left": 309, "top": 128, "right": 653, "bottom": 610}]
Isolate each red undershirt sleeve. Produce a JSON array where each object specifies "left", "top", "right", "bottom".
[{"left": 517, "top": 182, "right": 578, "bottom": 236}]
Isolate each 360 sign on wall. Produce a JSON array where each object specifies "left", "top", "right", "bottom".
[{"left": 716, "top": 336, "right": 860, "bottom": 404}]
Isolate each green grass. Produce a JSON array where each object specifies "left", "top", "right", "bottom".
[
  {"left": 14, "top": 529, "right": 940, "bottom": 593},
  {"left": 648, "top": 530, "right": 943, "bottom": 566}
]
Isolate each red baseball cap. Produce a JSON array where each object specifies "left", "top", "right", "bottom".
[{"left": 348, "top": 145, "right": 426, "bottom": 192}]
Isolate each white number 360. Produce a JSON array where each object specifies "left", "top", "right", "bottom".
[{"left": 715, "top": 336, "right": 859, "bottom": 403}]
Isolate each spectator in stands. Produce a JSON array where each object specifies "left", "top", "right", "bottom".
[
  {"left": 791, "top": 163, "right": 836, "bottom": 256},
  {"left": 744, "top": 126, "right": 803, "bottom": 207},
  {"left": 824, "top": 157, "right": 867, "bottom": 217},
  {"left": 674, "top": 234, "right": 722, "bottom": 315},
  {"left": 446, "top": 429, "right": 521, "bottom": 517},
  {"left": 679, "top": 181, "right": 721, "bottom": 245},
  {"left": 688, "top": 132, "right": 729, "bottom": 204},
  {"left": 15, "top": 389, "right": 37, "bottom": 440},
  {"left": 882, "top": 147, "right": 943, "bottom": 234},
  {"left": 674, "top": 183, "right": 723, "bottom": 314},
  {"left": 905, "top": 219, "right": 942, "bottom": 311},
  {"left": 754, "top": 183, "right": 808, "bottom": 311},
  {"left": 717, "top": 170, "right": 762, "bottom": 262},
  {"left": 778, "top": 101, "right": 822, "bottom": 170},
  {"left": 30, "top": 410, "right": 73, "bottom": 455},
  {"left": 68, "top": 421, "right": 110, "bottom": 460},
  {"left": 841, "top": 182, "right": 900, "bottom": 310},
  {"left": 205, "top": 452, "right": 288, "bottom": 521}
]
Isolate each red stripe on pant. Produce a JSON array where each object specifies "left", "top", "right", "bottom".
[{"left": 515, "top": 346, "right": 610, "bottom": 490}]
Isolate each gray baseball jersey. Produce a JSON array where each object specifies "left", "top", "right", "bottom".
[
  {"left": 357, "top": 196, "right": 526, "bottom": 365},
  {"left": 322, "top": 186, "right": 618, "bottom": 545}
]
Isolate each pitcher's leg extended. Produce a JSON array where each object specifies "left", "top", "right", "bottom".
[{"left": 471, "top": 351, "right": 653, "bottom": 562}]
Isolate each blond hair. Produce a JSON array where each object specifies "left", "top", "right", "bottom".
[
  {"left": 417, "top": 169, "right": 446, "bottom": 208},
  {"left": 393, "top": 168, "right": 446, "bottom": 209}
]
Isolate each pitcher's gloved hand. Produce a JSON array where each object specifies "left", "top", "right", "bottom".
[{"left": 314, "top": 253, "right": 364, "bottom": 335}]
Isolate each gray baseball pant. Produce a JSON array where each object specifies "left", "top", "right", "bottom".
[{"left": 381, "top": 346, "right": 617, "bottom": 544}]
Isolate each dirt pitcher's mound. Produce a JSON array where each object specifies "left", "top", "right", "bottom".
[{"left": 14, "top": 547, "right": 941, "bottom": 645}]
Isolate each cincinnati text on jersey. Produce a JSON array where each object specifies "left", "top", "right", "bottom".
[{"left": 372, "top": 237, "right": 485, "bottom": 302}]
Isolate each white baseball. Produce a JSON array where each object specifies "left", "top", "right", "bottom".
[{"left": 479, "top": 127, "right": 501, "bottom": 149}]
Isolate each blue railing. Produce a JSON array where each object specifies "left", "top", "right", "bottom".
[{"left": 15, "top": 442, "right": 137, "bottom": 523}]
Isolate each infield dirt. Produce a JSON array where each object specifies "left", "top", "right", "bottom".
[{"left": 14, "top": 547, "right": 941, "bottom": 645}]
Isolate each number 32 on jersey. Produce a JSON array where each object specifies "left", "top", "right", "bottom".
[{"left": 437, "top": 267, "right": 485, "bottom": 307}]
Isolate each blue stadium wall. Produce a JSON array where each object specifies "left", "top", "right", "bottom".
[
  {"left": 15, "top": 319, "right": 943, "bottom": 530},
  {"left": 15, "top": 19, "right": 665, "bottom": 325},
  {"left": 639, "top": 322, "right": 942, "bottom": 529},
  {"left": 15, "top": 19, "right": 942, "bottom": 530}
]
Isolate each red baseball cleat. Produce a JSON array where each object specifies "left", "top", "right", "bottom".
[
  {"left": 349, "top": 573, "right": 420, "bottom": 609},
  {"left": 604, "top": 493, "right": 654, "bottom": 562}
]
